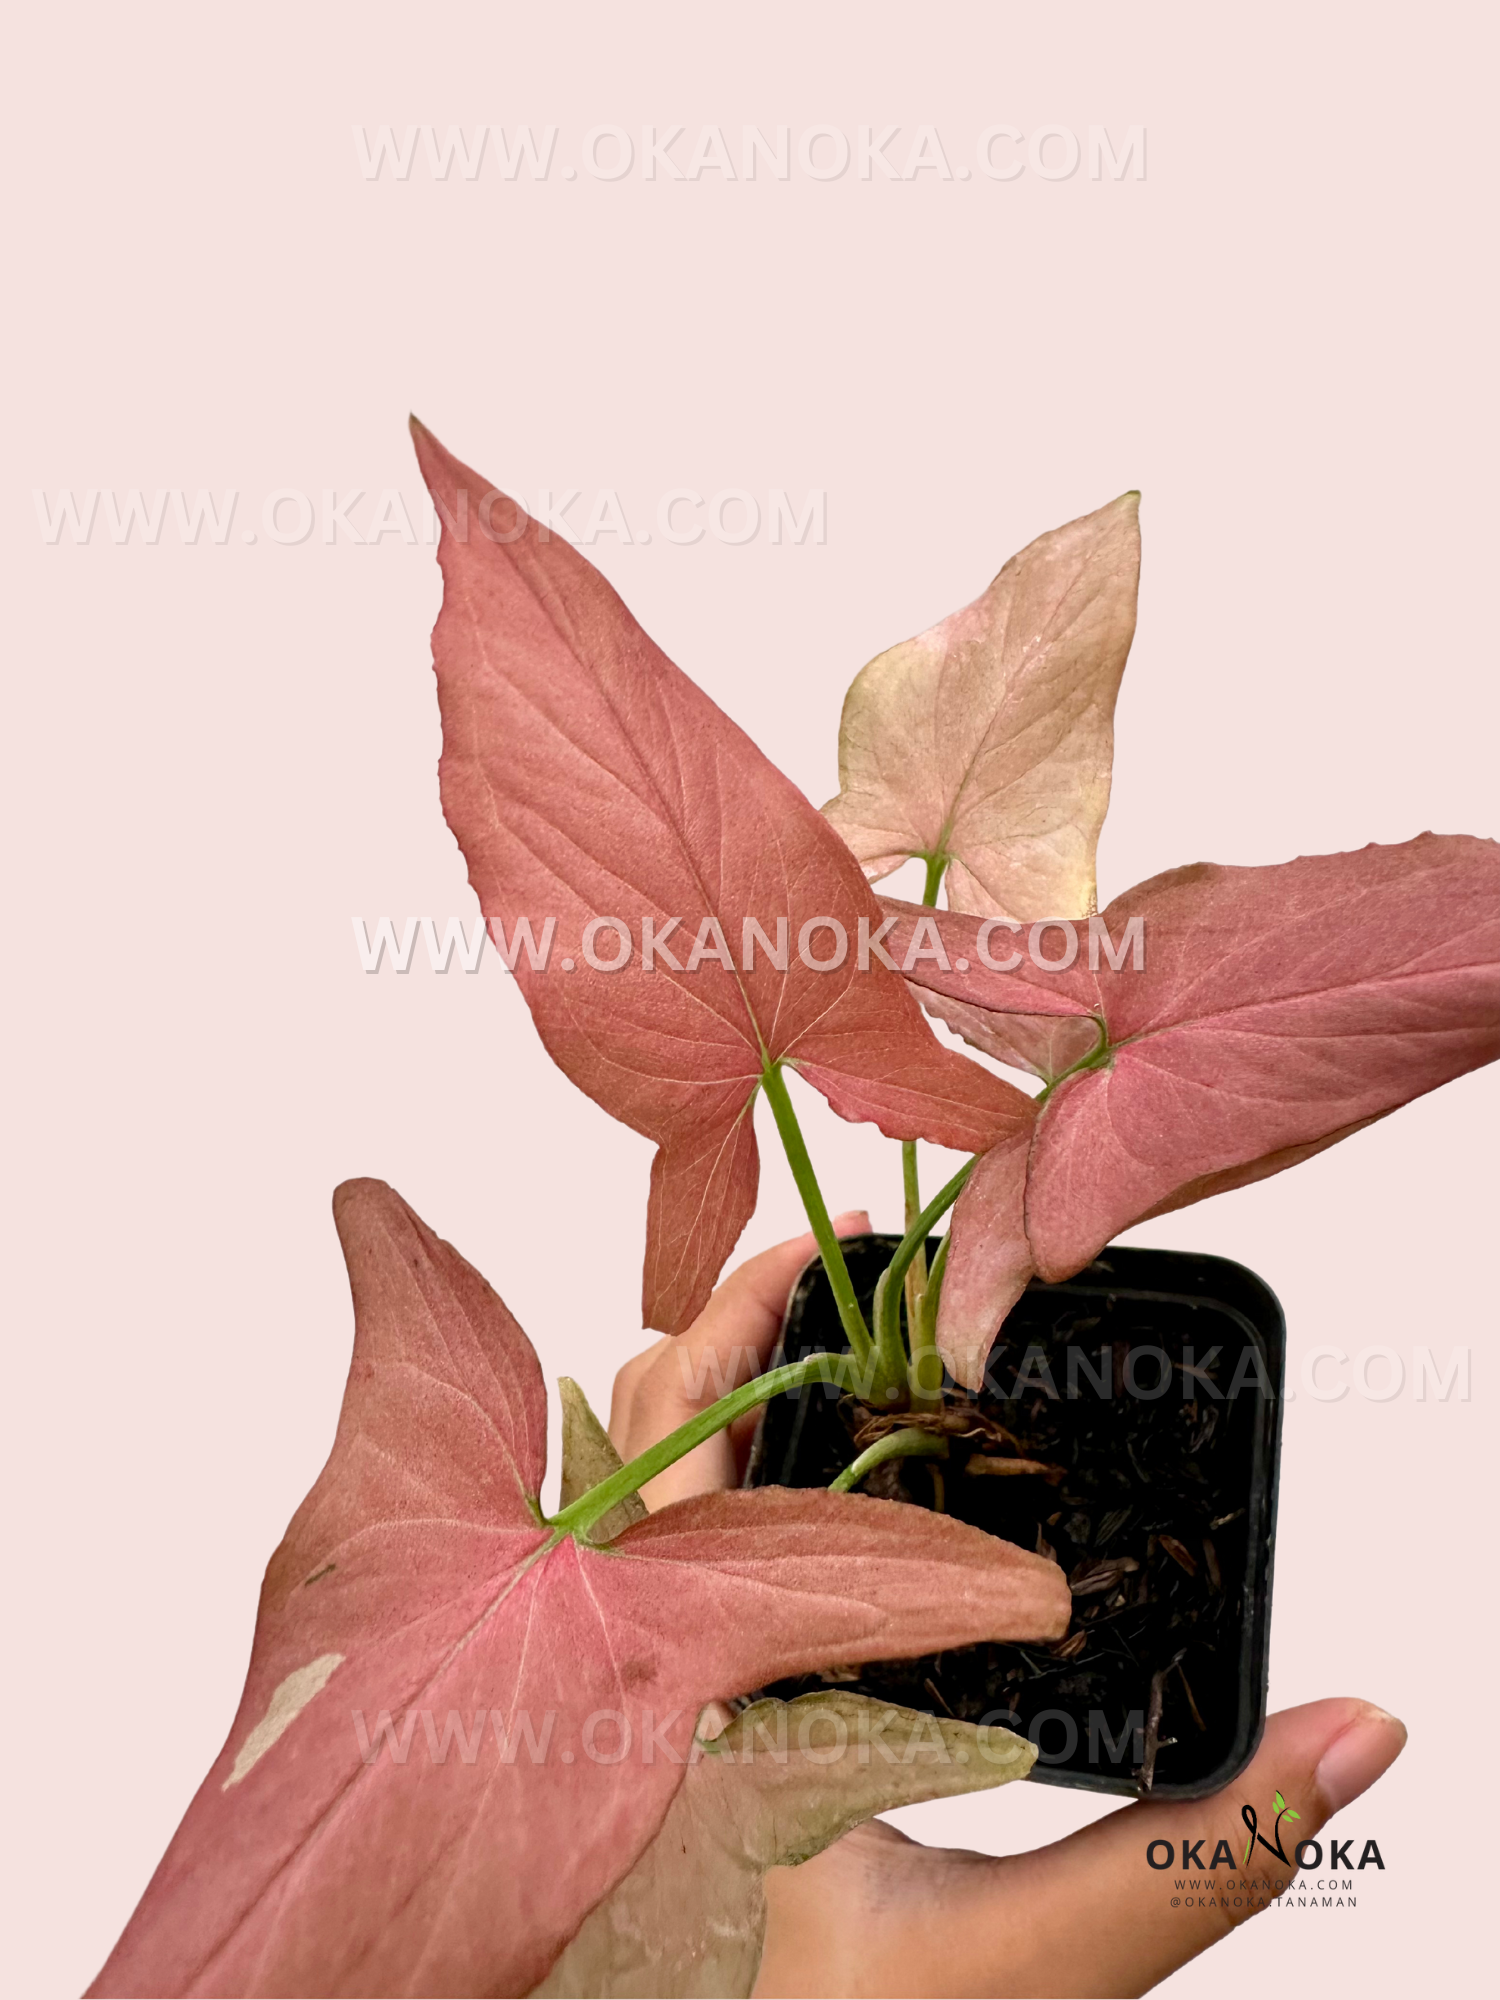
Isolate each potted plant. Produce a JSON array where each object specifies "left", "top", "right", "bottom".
[
  {"left": 748, "top": 498, "right": 1500, "bottom": 1792},
  {"left": 87, "top": 423, "right": 1499, "bottom": 1999}
]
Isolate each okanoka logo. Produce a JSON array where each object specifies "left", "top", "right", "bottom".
[
  {"left": 1144, "top": 1785, "right": 1386, "bottom": 1879},
  {"left": 1240, "top": 1788, "right": 1385, "bottom": 1875},
  {"left": 1241, "top": 1787, "right": 1301, "bottom": 1866}
]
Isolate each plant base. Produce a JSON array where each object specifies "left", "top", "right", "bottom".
[{"left": 746, "top": 1237, "right": 1284, "bottom": 1800}]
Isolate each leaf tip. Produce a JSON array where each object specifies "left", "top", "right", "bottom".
[
  {"left": 331, "top": 1175, "right": 398, "bottom": 1225},
  {"left": 407, "top": 414, "right": 448, "bottom": 495}
]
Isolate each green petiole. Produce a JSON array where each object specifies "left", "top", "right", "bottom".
[
  {"left": 830, "top": 1425, "right": 949, "bottom": 1493},
  {"left": 549, "top": 1350, "right": 851, "bottom": 1539},
  {"left": 908, "top": 1227, "right": 951, "bottom": 1406},
  {"left": 557, "top": 981, "right": 975, "bottom": 1538},
  {"left": 900, "top": 855, "right": 946, "bottom": 1338},
  {"left": 870, "top": 1159, "right": 975, "bottom": 1405},
  {"left": 760, "top": 1058, "right": 873, "bottom": 1371},
  {"left": 900, "top": 1139, "right": 928, "bottom": 1358}
]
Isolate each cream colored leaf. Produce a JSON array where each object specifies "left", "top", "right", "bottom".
[
  {"left": 825, "top": 495, "right": 1140, "bottom": 920},
  {"left": 533, "top": 1692, "right": 1035, "bottom": 1999}
]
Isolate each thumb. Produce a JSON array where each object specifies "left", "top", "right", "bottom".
[
  {"left": 965, "top": 1697, "right": 1406, "bottom": 1996},
  {"left": 614, "top": 1211, "right": 873, "bottom": 1508},
  {"left": 675, "top": 1207, "right": 874, "bottom": 1393}
]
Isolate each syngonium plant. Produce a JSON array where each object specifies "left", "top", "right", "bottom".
[{"left": 90, "top": 424, "right": 1500, "bottom": 1999}]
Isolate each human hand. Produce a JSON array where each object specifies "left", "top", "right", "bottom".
[
  {"left": 609, "top": 1221, "right": 1407, "bottom": 1998},
  {"left": 608, "top": 1209, "right": 874, "bottom": 1509}
]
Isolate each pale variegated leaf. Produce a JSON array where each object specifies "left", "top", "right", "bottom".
[
  {"left": 533, "top": 1693, "right": 1035, "bottom": 1998},
  {"left": 825, "top": 496, "right": 1140, "bottom": 921}
]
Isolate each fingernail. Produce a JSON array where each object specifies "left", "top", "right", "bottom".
[{"left": 1315, "top": 1706, "right": 1407, "bottom": 1813}]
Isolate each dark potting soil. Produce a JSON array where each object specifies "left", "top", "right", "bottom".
[{"left": 746, "top": 1237, "right": 1284, "bottom": 1799}]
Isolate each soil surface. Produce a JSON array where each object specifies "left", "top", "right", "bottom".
[{"left": 747, "top": 1236, "right": 1282, "bottom": 1798}]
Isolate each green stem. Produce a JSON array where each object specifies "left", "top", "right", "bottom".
[
  {"left": 900, "top": 1139, "right": 927, "bottom": 1354},
  {"left": 550, "top": 1351, "right": 849, "bottom": 1537},
  {"left": 909, "top": 1228, "right": 951, "bottom": 1407},
  {"left": 902, "top": 1139, "right": 924, "bottom": 1237},
  {"left": 899, "top": 861, "right": 945, "bottom": 1337},
  {"left": 760, "top": 1060, "right": 872, "bottom": 1371},
  {"left": 830, "top": 1426, "right": 949, "bottom": 1494},
  {"left": 871, "top": 1159, "right": 975, "bottom": 1403},
  {"left": 870, "top": 1264, "right": 907, "bottom": 1406}
]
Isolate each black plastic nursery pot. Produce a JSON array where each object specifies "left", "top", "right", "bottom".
[{"left": 746, "top": 1235, "right": 1285, "bottom": 1801}]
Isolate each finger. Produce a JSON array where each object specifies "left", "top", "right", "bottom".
[
  {"left": 677, "top": 1208, "right": 873, "bottom": 1388},
  {"left": 716, "top": 1210, "right": 871, "bottom": 1487},
  {"left": 609, "top": 1210, "right": 871, "bottom": 1446},
  {"left": 609, "top": 1209, "right": 871, "bottom": 1507},
  {"left": 757, "top": 1699, "right": 1404, "bottom": 1998},
  {"left": 757, "top": 1819, "right": 952, "bottom": 1997},
  {"left": 949, "top": 1697, "right": 1406, "bottom": 1996}
]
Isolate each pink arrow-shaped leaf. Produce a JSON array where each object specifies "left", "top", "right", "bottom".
[
  {"left": 411, "top": 423, "right": 1033, "bottom": 1336},
  {"left": 885, "top": 834, "right": 1500, "bottom": 1386},
  {"left": 89, "top": 1180, "right": 1070, "bottom": 1997}
]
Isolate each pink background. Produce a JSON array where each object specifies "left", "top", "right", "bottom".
[{"left": 5, "top": 4, "right": 1495, "bottom": 1993}]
